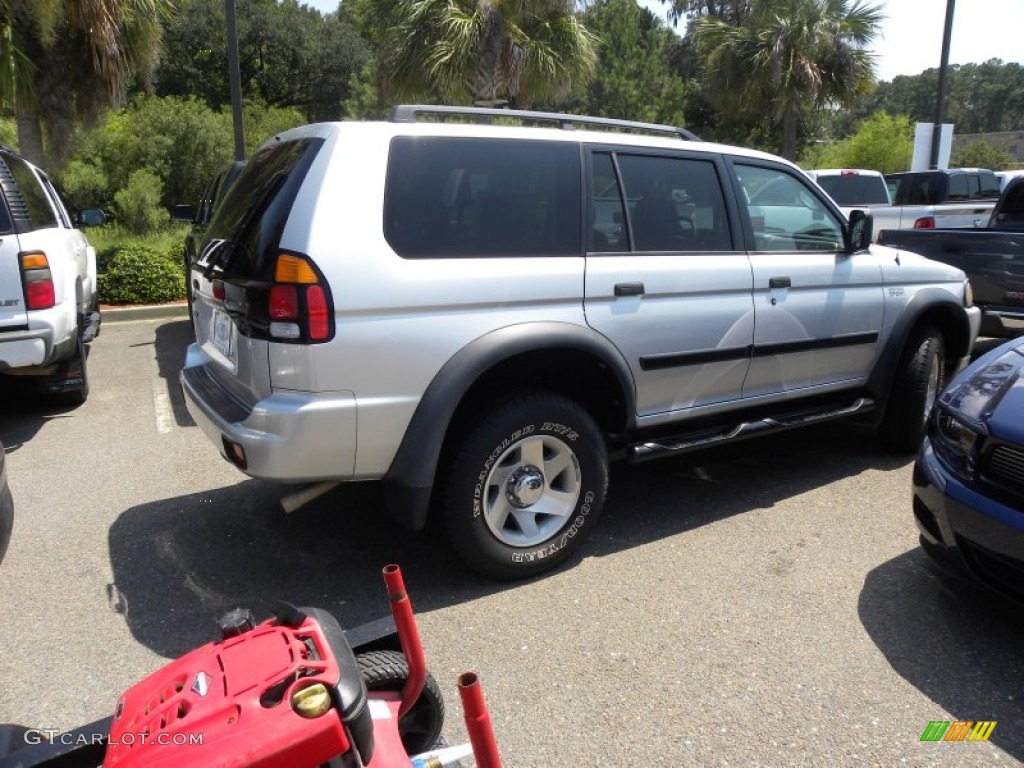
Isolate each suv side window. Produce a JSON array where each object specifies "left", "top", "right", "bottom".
[
  {"left": 613, "top": 153, "right": 732, "bottom": 252},
  {"left": 591, "top": 153, "right": 626, "bottom": 252},
  {"left": 734, "top": 164, "right": 843, "bottom": 252},
  {"left": 2, "top": 153, "right": 58, "bottom": 230},
  {"left": 384, "top": 137, "right": 581, "bottom": 258}
]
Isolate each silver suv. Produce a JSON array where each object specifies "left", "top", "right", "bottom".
[{"left": 182, "top": 106, "right": 981, "bottom": 579}]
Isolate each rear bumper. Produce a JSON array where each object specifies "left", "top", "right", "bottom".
[
  {"left": 181, "top": 344, "right": 358, "bottom": 482},
  {"left": 979, "top": 306, "right": 1024, "bottom": 339},
  {"left": 0, "top": 304, "right": 76, "bottom": 371}
]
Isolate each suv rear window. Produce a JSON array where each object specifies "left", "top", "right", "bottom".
[
  {"left": 205, "top": 138, "right": 323, "bottom": 278},
  {"left": 384, "top": 137, "right": 581, "bottom": 258},
  {"left": 815, "top": 174, "right": 889, "bottom": 205}
]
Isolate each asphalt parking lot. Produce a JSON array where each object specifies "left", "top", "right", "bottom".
[{"left": 0, "top": 316, "right": 1021, "bottom": 766}]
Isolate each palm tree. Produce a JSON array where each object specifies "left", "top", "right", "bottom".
[
  {"left": 694, "top": 0, "right": 881, "bottom": 159},
  {"left": 361, "top": 0, "right": 599, "bottom": 108},
  {"left": 0, "top": 0, "right": 171, "bottom": 167}
]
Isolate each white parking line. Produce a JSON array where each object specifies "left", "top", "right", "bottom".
[{"left": 152, "top": 376, "right": 174, "bottom": 434}]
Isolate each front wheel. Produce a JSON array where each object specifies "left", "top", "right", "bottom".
[
  {"left": 442, "top": 392, "right": 608, "bottom": 580},
  {"left": 880, "top": 326, "right": 944, "bottom": 452}
]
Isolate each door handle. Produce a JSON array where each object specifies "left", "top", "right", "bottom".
[
  {"left": 614, "top": 282, "right": 645, "bottom": 297},
  {"left": 769, "top": 277, "right": 791, "bottom": 289}
]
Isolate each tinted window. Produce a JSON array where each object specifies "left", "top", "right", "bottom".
[
  {"left": 735, "top": 164, "right": 843, "bottom": 252},
  {"left": 815, "top": 175, "right": 889, "bottom": 205},
  {"left": 205, "top": 138, "right": 322, "bottom": 278},
  {"left": 947, "top": 173, "right": 968, "bottom": 201},
  {"left": 384, "top": 137, "right": 581, "bottom": 259},
  {"left": 2, "top": 154, "right": 57, "bottom": 229},
  {"left": 616, "top": 153, "right": 732, "bottom": 252},
  {"left": 978, "top": 171, "right": 1001, "bottom": 198},
  {"left": 591, "top": 153, "right": 626, "bottom": 251}
]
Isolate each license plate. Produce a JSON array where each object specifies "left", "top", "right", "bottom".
[{"left": 205, "top": 309, "right": 235, "bottom": 367}]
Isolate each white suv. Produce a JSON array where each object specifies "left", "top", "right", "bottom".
[
  {"left": 182, "top": 106, "right": 981, "bottom": 579},
  {"left": 0, "top": 148, "right": 102, "bottom": 404}
]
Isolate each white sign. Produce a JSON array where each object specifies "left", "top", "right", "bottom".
[{"left": 912, "top": 123, "right": 954, "bottom": 171}]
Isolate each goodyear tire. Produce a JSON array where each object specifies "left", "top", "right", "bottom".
[
  {"left": 357, "top": 650, "right": 444, "bottom": 755},
  {"left": 880, "top": 325, "right": 944, "bottom": 452},
  {"left": 443, "top": 392, "right": 608, "bottom": 580}
]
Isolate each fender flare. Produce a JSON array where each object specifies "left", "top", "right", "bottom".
[
  {"left": 866, "top": 288, "right": 972, "bottom": 417},
  {"left": 382, "top": 322, "right": 636, "bottom": 530}
]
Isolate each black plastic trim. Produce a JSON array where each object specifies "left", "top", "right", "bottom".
[
  {"left": 640, "top": 345, "right": 750, "bottom": 371},
  {"left": 752, "top": 331, "right": 879, "bottom": 357}
]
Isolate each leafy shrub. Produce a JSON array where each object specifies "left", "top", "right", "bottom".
[
  {"left": 61, "top": 159, "right": 109, "bottom": 213},
  {"left": 97, "top": 245, "right": 186, "bottom": 305},
  {"left": 114, "top": 170, "right": 168, "bottom": 234}
]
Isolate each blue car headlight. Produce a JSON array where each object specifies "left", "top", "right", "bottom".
[{"left": 931, "top": 407, "right": 982, "bottom": 480}]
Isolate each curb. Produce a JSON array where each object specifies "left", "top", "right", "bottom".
[{"left": 102, "top": 303, "right": 190, "bottom": 323}]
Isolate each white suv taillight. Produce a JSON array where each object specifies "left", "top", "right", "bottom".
[
  {"left": 20, "top": 251, "right": 55, "bottom": 310},
  {"left": 267, "top": 253, "right": 332, "bottom": 342}
]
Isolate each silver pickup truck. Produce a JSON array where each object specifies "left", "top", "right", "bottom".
[{"left": 870, "top": 168, "right": 1002, "bottom": 235}]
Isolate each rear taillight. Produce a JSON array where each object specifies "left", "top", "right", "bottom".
[
  {"left": 20, "top": 251, "right": 55, "bottom": 310},
  {"left": 266, "top": 253, "right": 332, "bottom": 343},
  {"left": 913, "top": 217, "right": 935, "bottom": 229}
]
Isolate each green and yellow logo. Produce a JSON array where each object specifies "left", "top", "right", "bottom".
[{"left": 921, "top": 721, "right": 997, "bottom": 742}]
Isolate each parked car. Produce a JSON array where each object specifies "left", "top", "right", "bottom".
[
  {"left": 805, "top": 168, "right": 891, "bottom": 218},
  {"left": 995, "top": 169, "right": 1024, "bottom": 192},
  {"left": 182, "top": 105, "right": 980, "bottom": 580},
  {"left": 877, "top": 176, "right": 1024, "bottom": 338},
  {"left": 173, "top": 160, "right": 246, "bottom": 325},
  {"left": 0, "top": 440, "right": 12, "bottom": 566},
  {"left": 0, "top": 147, "right": 105, "bottom": 404},
  {"left": 873, "top": 168, "right": 1002, "bottom": 234},
  {"left": 913, "top": 334, "right": 1024, "bottom": 604}
]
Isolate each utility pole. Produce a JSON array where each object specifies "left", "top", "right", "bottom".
[
  {"left": 929, "top": 0, "right": 955, "bottom": 169},
  {"left": 225, "top": 0, "right": 246, "bottom": 162}
]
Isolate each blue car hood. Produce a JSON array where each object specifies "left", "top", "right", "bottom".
[{"left": 941, "top": 338, "right": 1024, "bottom": 444}]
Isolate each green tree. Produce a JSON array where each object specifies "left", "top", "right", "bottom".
[
  {"left": 156, "top": 0, "right": 372, "bottom": 122},
  {"left": 694, "top": 0, "right": 881, "bottom": 160},
  {"left": 951, "top": 138, "right": 1017, "bottom": 171},
  {"left": 798, "top": 110, "right": 913, "bottom": 173},
  {"left": 576, "top": 0, "right": 687, "bottom": 126},
  {"left": 359, "top": 0, "right": 599, "bottom": 107},
  {"left": 0, "top": 0, "right": 172, "bottom": 168}
]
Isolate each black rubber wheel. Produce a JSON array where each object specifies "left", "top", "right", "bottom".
[
  {"left": 49, "top": 327, "right": 89, "bottom": 407},
  {"left": 442, "top": 391, "right": 608, "bottom": 580},
  {"left": 357, "top": 650, "right": 444, "bottom": 755},
  {"left": 880, "top": 326, "right": 944, "bottom": 452}
]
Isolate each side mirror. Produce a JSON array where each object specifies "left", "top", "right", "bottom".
[
  {"left": 77, "top": 208, "right": 106, "bottom": 228},
  {"left": 172, "top": 204, "right": 197, "bottom": 223},
  {"left": 846, "top": 209, "right": 873, "bottom": 252}
]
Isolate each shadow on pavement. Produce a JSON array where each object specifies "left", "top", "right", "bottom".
[
  {"left": 0, "top": 369, "right": 87, "bottom": 452},
  {"left": 109, "top": 417, "right": 909, "bottom": 659},
  {"left": 859, "top": 547, "right": 1024, "bottom": 760}
]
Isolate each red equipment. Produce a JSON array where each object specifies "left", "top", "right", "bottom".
[{"left": 0, "top": 565, "right": 501, "bottom": 768}]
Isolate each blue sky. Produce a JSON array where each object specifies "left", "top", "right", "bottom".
[{"left": 300, "top": 0, "right": 1024, "bottom": 83}]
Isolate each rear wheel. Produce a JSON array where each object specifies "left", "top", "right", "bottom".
[
  {"left": 357, "top": 650, "right": 444, "bottom": 755},
  {"left": 442, "top": 392, "right": 608, "bottom": 580},
  {"left": 880, "top": 326, "right": 944, "bottom": 452}
]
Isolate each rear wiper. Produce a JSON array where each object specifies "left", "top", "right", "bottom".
[{"left": 203, "top": 172, "right": 287, "bottom": 280}]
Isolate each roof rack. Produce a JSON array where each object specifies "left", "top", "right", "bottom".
[{"left": 389, "top": 105, "right": 701, "bottom": 142}]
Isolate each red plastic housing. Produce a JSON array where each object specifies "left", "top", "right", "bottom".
[{"left": 102, "top": 616, "right": 349, "bottom": 768}]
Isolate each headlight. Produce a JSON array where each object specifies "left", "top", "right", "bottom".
[{"left": 931, "top": 407, "right": 981, "bottom": 479}]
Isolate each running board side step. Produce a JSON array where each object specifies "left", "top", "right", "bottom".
[{"left": 627, "top": 397, "right": 876, "bottom": 462}]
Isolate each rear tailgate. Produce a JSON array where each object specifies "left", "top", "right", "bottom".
[{"left": 0, "top": 234, "right": 26, "bottom": 329}]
